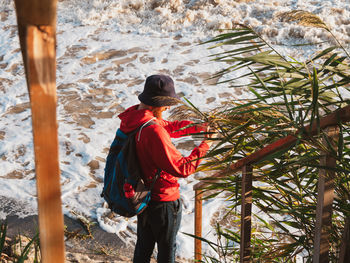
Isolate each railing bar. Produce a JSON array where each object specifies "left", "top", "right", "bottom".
[
  {"left": 313, "top": 126, "right": 338, "bottom": 263},
  {"left": 339, "top": 217, "right": 350, "bottom": 263},
  {"left": 240, "top": 164, "right": 252, "bottom": 263},
  {"left": 194, "top": 189, "right": 203, "bottom": 261},
  {"left": 194, "top": 105, "right": 350, "bottom": 191}
]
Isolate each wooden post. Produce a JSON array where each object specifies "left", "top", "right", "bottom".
[
  {"left": 240, "top": 164, "right": 252, "bottom": 263},
  {"left": 339, "top": 217, "right": 350, "bottom": 263},
  {"left": 313, "top": 126, "right": 339, "bottom": 263},
  {"left": 194, "top": 189, "right": 203, "bottom": 261},
  {"left": 13, "top": 1, "right": 65, "bottom": 263}
]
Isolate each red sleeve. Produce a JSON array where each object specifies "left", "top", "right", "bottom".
[
  {"left": 146, "top": 125, "right": 209, "bottom": 178},
  {"left": 157, "top": 119, "right": 206, "bottom": 138}
]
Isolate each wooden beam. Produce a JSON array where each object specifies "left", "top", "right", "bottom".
[
  {"left": 194, "top": 190, "right": 203, "bottom": 261},
  {"left": 240, "top": 165, "right": 252, "bottom": 263},
  {"left": 13, "top": 1, "right": 65, "bottom": 263},
  {"left": 14, "top": 0, "right": 57, "bottom": 84},
  {"left": 313, "top": 126, "right": 338, "bottom": 263},
  {"left": 339, "top": 217, "right": 350, "bottom": 263}
]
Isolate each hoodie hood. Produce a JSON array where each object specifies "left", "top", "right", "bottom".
[{"left": 118, "top": 105, "right": 156, "bottom": 133}]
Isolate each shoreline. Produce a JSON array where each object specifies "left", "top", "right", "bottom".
[
  {"left": 2, "top": 213, "right": 191, "bottom": 262},
  {"left": 2, "top": 214, "right": 136, "bottom": 262}
]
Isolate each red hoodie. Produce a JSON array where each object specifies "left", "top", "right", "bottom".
[{"left": 118, "top": 105, "right": 210, "bottom": 201}]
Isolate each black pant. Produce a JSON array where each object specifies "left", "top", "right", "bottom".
[{"left": 133, "top": 199, "right": 182, "bottom": 263}]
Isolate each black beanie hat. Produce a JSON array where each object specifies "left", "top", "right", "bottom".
[{"left": 138, "top": 75, "right": 180, "bottom": 107}]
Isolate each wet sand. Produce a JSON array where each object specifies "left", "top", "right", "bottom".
[{"left": 2, "top": 213, "right": 135, "bottom": 262}]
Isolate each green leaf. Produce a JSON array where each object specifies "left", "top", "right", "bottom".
[
  {"left": 17, "top": 233, "right": 39, "bottom": 263},
  {"left": 311, "top": 46, "right": 338, "bottom": 61},
  {"left": 201, "top": 30, "right": 254, "bottom": 46},
  {"left": 0, "top": 222, "right": 7, "bottom": 253}
]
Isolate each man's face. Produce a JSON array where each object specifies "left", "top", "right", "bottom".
[{"left": 152, "top": 106, "right": 170, "bottom": 119}]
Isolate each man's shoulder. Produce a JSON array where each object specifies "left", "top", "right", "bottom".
[
  {"left": 142, "top": 120, "right": 169, "bottom": 137},
  {"left": 144, "top": 120, "right": 163, "bottom": 132}
]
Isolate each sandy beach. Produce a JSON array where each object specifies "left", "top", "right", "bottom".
[
  {"left": 3, "top": 211, "right": 140, "bottom": 262},
  {"left": 1, "top": 0, "right": 350, "bottom": 261}
]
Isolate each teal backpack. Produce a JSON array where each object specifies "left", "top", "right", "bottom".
[{"left": 101, "top": 119, "right": 160, "bottom": 217}]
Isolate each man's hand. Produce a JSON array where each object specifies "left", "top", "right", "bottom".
[
  {"left": 204, "top": 125, "right": 217, "bottom": 147},
  {"left": 195, "top": 123, "right": 208, "bottom": 132}
]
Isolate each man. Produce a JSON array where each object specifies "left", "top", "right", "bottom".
[{"left": 117, "top": 74, "right": 215, "bottom": 263}]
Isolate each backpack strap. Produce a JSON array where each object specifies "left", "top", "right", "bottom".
[
  {"left": 135, "top": 119, "right": 161, "bottom": 189},
  {"left": 149, "top": 168, "right": 161, "bottom": 188},
  {"left": 117, "top": 118, "right": 160, "bottom": 185},
  {"left": 137, "top": 117, "right": 156, "bottom": 142}
]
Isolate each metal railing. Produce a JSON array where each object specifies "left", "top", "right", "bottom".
[{"left": 193, "top": 105, "right": 350, "bottom": 262}]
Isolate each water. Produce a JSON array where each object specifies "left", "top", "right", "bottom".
[{"left": 0, "top": 0, "right": 349, "bottom": 260}]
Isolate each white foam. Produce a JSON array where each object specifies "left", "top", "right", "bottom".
[{"left": 0, "top": 0, "right": 349, "bottom": 261}]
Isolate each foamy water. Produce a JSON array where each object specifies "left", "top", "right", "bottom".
[{"left": 0, "top": 0, "right": 349, "bottom": 260}]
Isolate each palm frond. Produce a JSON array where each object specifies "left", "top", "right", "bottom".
[{"left": 187, "top": 22, "right": 350, "bottom": 262}]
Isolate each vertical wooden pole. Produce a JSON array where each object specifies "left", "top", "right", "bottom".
[
  {"left": 13, "top": 1, "right": 65, "bottom": 263},
  {"left": 339, "top": 217, "right": 350, "bottom": 263},
  {"left": 313, "top": 126, "right": 338, "bottom": 263},
  {"left": 194, "top": 189, "right": 203, "bottom": 261},
  {"left": 240, "top": 164, "right": 252, "bottom": 263}
]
